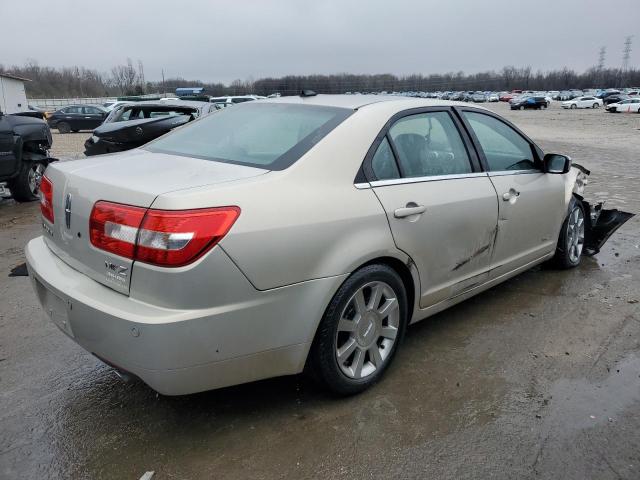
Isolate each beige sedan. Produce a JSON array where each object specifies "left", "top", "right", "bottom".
[{"left": 26, "top": 94, "right": 632, "bottom": 395}]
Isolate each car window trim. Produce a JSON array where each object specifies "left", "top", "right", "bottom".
[
  {"left": 453, "top": 106, "right": 544, "bottom": 173},
  {"left": 370, "top": 171, "right": 489, "bottom": 188},
  {"left": 360, "top": 106, "right": 482, "bottom": 184}
]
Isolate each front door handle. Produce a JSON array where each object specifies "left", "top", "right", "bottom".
[
  {"left": 502, "top": 189, "right": 521, "bottom": 201},
  {"left": 394, "top": 204, "right": 426, "bottom": 218}
]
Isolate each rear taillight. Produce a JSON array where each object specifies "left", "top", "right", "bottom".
[
  {"left": 89, "top": 201, "right": 240, "bottom": 267},
  {"left": 40, "top": 175, "right": 54, "bottom": 223}
]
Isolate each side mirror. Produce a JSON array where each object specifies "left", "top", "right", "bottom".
[{"left": 543, "top": 153, "right": 571, "bottom": 174}]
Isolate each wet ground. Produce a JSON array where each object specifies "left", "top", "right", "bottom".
[{"left": 1, "top": 103, "right": 639, "bottom": 479}]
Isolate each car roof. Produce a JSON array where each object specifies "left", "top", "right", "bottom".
[{"left": 260, "top": 94, "right": 478, "bottom": 110}]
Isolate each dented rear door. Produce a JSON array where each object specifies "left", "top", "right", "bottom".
[{"left": 373, "top": 175, "right": 498, "bottom": 308}]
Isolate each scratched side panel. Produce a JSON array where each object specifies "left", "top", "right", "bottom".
[{"left": 372, "top": 176, "right": 499, "bottom": 308}]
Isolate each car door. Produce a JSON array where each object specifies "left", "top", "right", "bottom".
[
  {"left": 366, "top": 108, "right": 499, "bottom": 308},
  {"left": 82, "top": 106, "right": 106, "bottom": 129},
  {"left": 458, "top": 109, "right": 565, "bottom": 279},
  {"left": 61, "top": 106, "right": 83, "bottom": 129}
]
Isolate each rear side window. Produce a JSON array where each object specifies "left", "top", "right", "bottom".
[
  {"left": 371, "top": 137, "right": 400, "bottom": 180},
  {"left": 146, "top": 103, "right": 352, "bottom": 170},
  {"left": 462, "top": 111, "right": 537, "bottom": 172},
  {"left": 388, "top": 111, "right": 472, "bottom": 178}
]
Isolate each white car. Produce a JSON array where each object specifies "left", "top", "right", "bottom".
[
  {"left": 209, "top": 95, "right": 266, "bottom": 106},
  {"left": 607, "top": 98, "right": 640, "bottom": 113},
  {"left": 561, "top": 96, "right": 603, "bottom": 109}
]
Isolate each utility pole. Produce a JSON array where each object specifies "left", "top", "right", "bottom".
[{"left": 161, "top": 69, "right": 166, "bottom": 96}]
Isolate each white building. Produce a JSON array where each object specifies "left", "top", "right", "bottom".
[{"left": 0, "top": 73, "right": 30, "bottom": 114}]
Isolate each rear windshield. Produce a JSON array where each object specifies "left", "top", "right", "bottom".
[
  {"left": 145, "top": 103, "right": 353, "bottom": 170},
  {"left": 107, "top": 106, "right": 197, "bottom": 123}
]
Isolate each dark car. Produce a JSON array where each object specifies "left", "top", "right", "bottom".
[
  {"left": 0, "top": 111, "right": 55, "bottom": 201},
  {"left": 602, "top": 94, "right": 629, "bottom": 106},
  {"left": 510, "top": 96, "right": 549, "bottom": 110},
  {"left": 46, "top": 104, "right": 108, "bottom": 133},
  {"left": 84, "top": 100, "right": 218, "bottom": 156}
]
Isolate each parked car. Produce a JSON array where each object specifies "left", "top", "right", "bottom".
[
  {"left": 0, "top": 110, "right": 55, "bottom": 201},
  {"left": 602, "top": 94, "right": 630, "bottom": 106},
  {"left": 499, "top": 92, "right": 516, "bottom": 102},
  {"left": 598, "top": 90, "right": 621, "bottom": 101},
  {"left": 510, "top": 96, "right": 549, "bottom": 110},
  {"left": 46, "top": 104, "right": 108, "bottom": 133},
  {"left": 487, "top": 93, "right": 499, "bottom": 102},
  {"left": 209, "top": 95, "right": 266, "bottom": 105},
  {"left": 84, "top": 101, "right": 218, "bottom": 156},
  {"left": 26, "top": 95, "right": 633, "bottom": 396},
  {"left": 471, "top": 92, "right": 486, "bottom": 102},
  {"left": 606, "top": 98, "right": 640, "bottom": 113},
  {"left": 561, "top": 96, "right": 603, "bottom": 109}
]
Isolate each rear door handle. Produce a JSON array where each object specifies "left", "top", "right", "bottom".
[
  {"left": 394, "top": 205, "right": 426, "bottom": 218},
  {"left": 502, "top": 189, "right": 521, "bottom": 201}
]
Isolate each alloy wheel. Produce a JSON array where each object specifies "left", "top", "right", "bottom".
[
  {"left": 28, "top": 163, "right": 46, "bottom": 196},
  {"left": 567, "top": 206, "right": 585, "bottom": 263},
  {"left": 335, "top": 281, "right": 400, "bottom": 379}
]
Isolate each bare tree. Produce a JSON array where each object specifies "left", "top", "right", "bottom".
[{"left": 111, "top": 58, "right": 138, "bottom": 95}]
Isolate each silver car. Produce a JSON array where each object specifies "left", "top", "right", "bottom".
[{"left": 26, "top": 95, "right": 632, "bottom": 395}]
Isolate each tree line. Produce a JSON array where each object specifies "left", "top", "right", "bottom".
[{"left": 1, "top": 60, "right": 638, "bottom": 99}]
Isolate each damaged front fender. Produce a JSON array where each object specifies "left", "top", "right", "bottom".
[{"left": 564, "top": 162, "right": 634, "bottom": 256}]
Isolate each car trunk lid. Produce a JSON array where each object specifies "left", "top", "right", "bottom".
[{"left": 42, "top": 149, "right": 266, "bottom": 294}]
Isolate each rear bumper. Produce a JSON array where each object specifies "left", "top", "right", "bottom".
[{"left": 26, "top": 236, "right": 345, "bottom": 395}]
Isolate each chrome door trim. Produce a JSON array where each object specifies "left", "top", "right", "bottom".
[
  {"left": 368, "top": 171, "right": 489, "bottom": 188},
  {"left": 487, "top": 169, "right": 543, "bottom": 177}
]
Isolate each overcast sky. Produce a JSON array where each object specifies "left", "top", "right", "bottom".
[{"left": 1, "top": 0, "right": 637, "bottom": 83}]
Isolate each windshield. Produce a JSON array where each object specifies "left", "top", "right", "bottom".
[{"left": 145, "top": 103, "right": 353, "bottom": 170}]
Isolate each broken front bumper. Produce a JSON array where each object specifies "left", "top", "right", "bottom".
[{"left": 582, "top": 200, "right": 634, "bottom": 256}]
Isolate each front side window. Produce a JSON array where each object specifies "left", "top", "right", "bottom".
[
  {"left": 388, "top": 111, "right": 472, "bottom": 178},
  {"left": 146, "top": 103, "right": 352, "bottom": 170},
  {"left": 462, "top": 111, "right": 537, "bottom": 172}
]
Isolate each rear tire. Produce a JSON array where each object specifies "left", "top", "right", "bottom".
[
  {"left": 57, "top": 122, "right": 71, "bottom": 134},
  {"left": 308, "top": 264, "right": 408, "bottom": 395},
  {"left": 553, "top": 201, "right": 585, "bottom": 269},
  {"left": 8, "top": 161, "right": 46, "bottom": 202}
]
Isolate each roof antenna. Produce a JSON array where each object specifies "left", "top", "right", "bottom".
[{"left": 300, "top": 89, "right": 317, "bottom": 97}]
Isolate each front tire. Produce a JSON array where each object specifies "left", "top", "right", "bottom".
[
  {"left": 570, "top": 104, "right": 577, "bottom": 109},
  {"left": 593, "top": 103, "right": 599, "bottom": 109},
  {"left": 8, "top": 161, "right": 46, "bottom": 202},
  {"left": 553, "top": 201, "right": 585, "bottom": 269},
  {"left": 57, "top": 122, "right": 71, "bottom": 134},
  {"left": 309, "top": 264, "right": 408, "bottom": 395}
]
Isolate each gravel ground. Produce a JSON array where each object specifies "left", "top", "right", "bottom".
[{"left": 1, "top": 101, "right": 639, "bottom": 480}]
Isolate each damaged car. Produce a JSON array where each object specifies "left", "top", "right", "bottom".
[
  {"left": 26, "top": 95, "right": 633, "bottom": 396},
  {"left": 0, "top": 110, "right": 55, "bottom": 201},
  {"left": 84, "top": 100, "right": 219, "bottom": 156}
]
